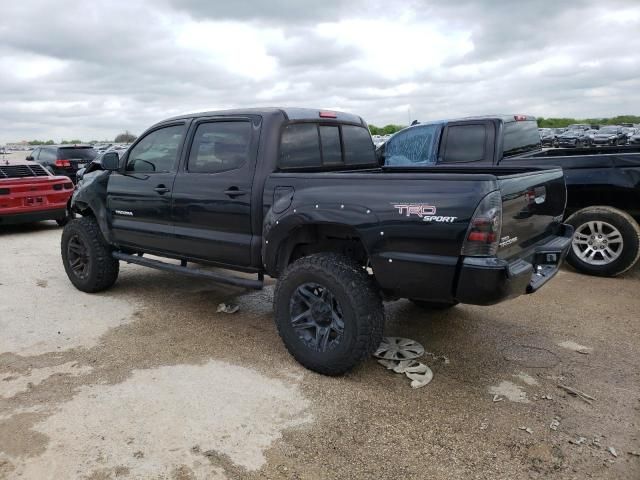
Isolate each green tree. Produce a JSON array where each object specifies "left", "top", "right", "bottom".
[{"left": 115, "top": 131, "right": 137, "bottom": 143}]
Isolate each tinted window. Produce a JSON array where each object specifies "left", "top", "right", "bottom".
[
  {"left": 442, "top": 124, "right": 486, "bottom": 163},
  {"left": 280, "top": 124, "right": 321, "bottom": 168},
  {"left": 503, "top": 121, "right": 541, "bottom": 157},
  {"left": 58, "top": 147, "right": 97, "bottom": 161},
  {"left": 384, "top": 124, "right": 441, "bottom": 167},
  {"left": 38, "top": 148, "right": 57, "bottom": 163},
  {"left": 319, "top": 126, "right": 342, "bottom": 165},
  {"left": 342, "top": 125, "right": 376, "bottom": 165},
  {"left": 188, "top": 121, "right": 251, "bottom": 173},
  {"left": 126, "top": 125, "right": 184, "bottom": 173}
]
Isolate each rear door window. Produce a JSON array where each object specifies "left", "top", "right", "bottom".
[
  {"left": 442, "top": 124, "right": 486, "bottom": 163},
  {"left": 38, "top": 148, "right": 57, "bottom": 163},
  {"left": 503, "top": 121, "right": 541, "bottom": 157}
]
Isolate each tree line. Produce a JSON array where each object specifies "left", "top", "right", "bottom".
[
  {"left": 24, "top": 132, "right": 138, "bottom": 146},
  {"left": 536, "top": 115, "right": 640, "bottom": 128}
]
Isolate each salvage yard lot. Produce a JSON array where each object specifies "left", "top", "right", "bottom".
[{"left": 1, "top": 224, "right": 639, "bottom": 479}]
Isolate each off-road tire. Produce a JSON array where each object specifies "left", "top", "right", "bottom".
[
  {"left": 61, "top": 216, "right": 119, "bottom": 292},
  {"left": 410, "top": 299, "right": 459, "bottom": 310},
  {"left": 565, "top": 206, "right": 640, "bottom": 277},
  {"left": 274, "top": 253, "right": 384, "bottom": 376}
]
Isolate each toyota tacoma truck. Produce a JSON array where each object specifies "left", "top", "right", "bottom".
[
  {"left": 61, "top": 108, "right": 572, "bottom": 375},
  {"left": 379, "top": 115, "right": 640, "bottom": 277}
]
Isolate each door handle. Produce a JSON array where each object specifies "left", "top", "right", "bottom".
[
  {"left": 154, "top": 185, "right": 170, "bottom": 194},
  {"left": 224, "top": 187, "right": 248, "bottom": 198}
]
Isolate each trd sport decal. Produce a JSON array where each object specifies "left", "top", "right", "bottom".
[{"left": 392, "top": 203, "right": 457, "bottom": 223}]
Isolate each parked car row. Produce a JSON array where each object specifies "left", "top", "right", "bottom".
[{"left": 539, "top": 124, "right": 639, "bottom": 148}]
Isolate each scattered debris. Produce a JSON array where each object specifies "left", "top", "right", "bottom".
[
  {"left": 406, "top": 366, "right": 433, "bottom": 389},
  {"left": 558, "top": 384, "right": 596, "bottom": 405},
  {"left": 592, "top": 437, "right": 602, "bottom": 447},
  {"left": 492, "top": 394, "right": 503, "bottom": 403},
  {"left": 627, "top": 451, "right": 640, "bottom": 457},
  {"left": 480, "top": 420, "right": 489, "bottom": 430},
  {"left": 550, "top": 417, "right": 561, "bottom": 431},
  {"left": 569, "top": 436, "right": 587, "bottom": 445},
  {"left": 374, "top": 337, "right": 425, "bottom": 361},
  {"left": 514, "top": 372, "right": 539, "bottom": 386},
  {"left": 375, "top": 339, "right": 433, "bottom": 388},
  {"left": 519, "top": 426, "right": 533, "bottom": 434},
  {"left": 216, "top": 303, "right": 239, "bottom": 314},
  {"left": 489, "top": 381, "right": 529, "bottom": 403},
  {"left": 133, "top": 451, "right": 144, "bottom": 459},
  {"left": 540, "top": 394, "right": 553, "bottom": 400},
  {"left": 558, "top": 340, "right": 592, "bottom": 355},
  {"left": 608, "top": 447, "right": 618, "bottom": 458}
]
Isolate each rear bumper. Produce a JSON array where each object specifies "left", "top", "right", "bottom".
[
  {"left": 454, "top": 223, "right": 573, "bottom": 305},
  {"left": 0, "top": 207, "right": 66, "bottom": 225}
]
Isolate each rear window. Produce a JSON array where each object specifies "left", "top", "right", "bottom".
[
  {"left": 503, "top": 121, "right": 541, "bottom": 157},
  {"left": 58, "top": 147, "right": 97, "bottom": 161},
  {"left": 279, "top": 123, "right": 375, "bottom": 169}
]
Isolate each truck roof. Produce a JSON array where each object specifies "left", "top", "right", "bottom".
[{"left": 158, "top": 107, "right": 367, "bottom": 127}]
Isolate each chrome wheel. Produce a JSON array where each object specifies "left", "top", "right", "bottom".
[
  {"left": 572, "top": 221, "right": 623, "bottom": 265},
  {"left": 289, "top": 283, "right": 344, "bottom": 353}
]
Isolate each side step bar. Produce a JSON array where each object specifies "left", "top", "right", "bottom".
[{"left": 112, "top": 252, "right": 264, "bottom": 290}]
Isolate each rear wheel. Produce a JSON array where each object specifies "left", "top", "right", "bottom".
[
  {"left": 274, "top": 253, "right": 384, "bottom": 376},
  {"left": 566, "top": 206, "right": 640, "bottom": 277},
  {"left": 61, "top": 216, "right": 119, "bottom": 292},
  {"left": 410, "top": 299, "right": 459, "bottom": 310}
]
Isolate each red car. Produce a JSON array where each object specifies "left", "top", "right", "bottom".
[{"left": 0, "top": 158, "right": 74, "bottom": 226}]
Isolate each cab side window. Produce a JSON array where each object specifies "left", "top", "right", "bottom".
[
  {"left": 126, "top": 125, "right": 185, "bottom": 173},
  {"left": 442, "top": 124, "right": 486, "bottom": 163},
  {"left": 187, "top": 121, "right": 251, "bottom": 173},
  {"left": 38, "top": 148, "right": 57, "bottom": 163}
]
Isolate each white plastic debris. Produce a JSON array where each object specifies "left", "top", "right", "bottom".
[
  {"left": 374, "top": 337, "right": 425, "bottom": 361},
  {"left": 492, "top": 395, "right": 503, "bottom": 403},
  {"left": 541, "top": 394, "right": 553, "bottom": 400},
  {"left": 519, "top": 426, "right": 533, "bottom": 434},
  {"left": 480, "top": 420, "right": 489, "bottom": 430},
  {"left": 550, "top": 417, "right": 560, "bottom": 431},
  {"left": 608, "top": 447, "right": 618, "bottom": 458},
  {"left": 391, "top": 360, "right": 428, "bottom": 374},
  {"left": 569, "top": 436, "right": 587, "bottom": 445},
  {"left": 406, "top": 366, "right": 433, "bottom": 389},
  {"left": 216, "top": 303, "right": 239, "bottom": 314}
]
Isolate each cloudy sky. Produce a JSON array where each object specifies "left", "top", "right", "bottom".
[{"left": 1, "top": 0, "right": 639, "bottom": 143}]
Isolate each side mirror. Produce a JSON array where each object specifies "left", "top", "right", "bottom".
[
  {"left": 26, "top": 155, "right": 34, "bottom": 161},
  {"left": 102, "top": 152, "right": 120, "bottom": 171}
]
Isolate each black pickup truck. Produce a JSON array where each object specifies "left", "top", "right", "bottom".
[
  {"left": 380, "top": 116, "right": 640, "bottom": 277},
  {"left": 62, "top": 108, "right": 572, "bottom": 375}
]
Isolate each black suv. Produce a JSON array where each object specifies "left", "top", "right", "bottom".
[{"left": 27, "top": 145, "right": 97, "bottom": 183}]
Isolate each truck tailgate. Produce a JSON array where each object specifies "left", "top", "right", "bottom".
[{"left": 496, "top": 168, "right": 567, "bottom": 260}]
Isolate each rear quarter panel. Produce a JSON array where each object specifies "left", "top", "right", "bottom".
[{"left": 262, "top": 171, "right": 497, "bottom": 300}]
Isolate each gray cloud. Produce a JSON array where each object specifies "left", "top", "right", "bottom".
[{"left": 0, "top": 0, "right": 639, "bottom": 142}]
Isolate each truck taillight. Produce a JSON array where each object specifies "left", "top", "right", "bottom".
[
  {"left": 461, "top": 190, "right": 502, "bottom": 257},
  {"left": 55, "top": 159, "right": 71, "bottom": 167}
]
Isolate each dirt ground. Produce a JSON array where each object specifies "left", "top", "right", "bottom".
[{"left": 1, "top": 220, "right": 639, "bottom": 479}]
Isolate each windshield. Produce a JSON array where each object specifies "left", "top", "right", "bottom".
[
  {"left": 599, "top": 127, "right": 618, "bottom": 133},
  {"left": 383, "top": 123, "right": 442, "bottom": 166}
]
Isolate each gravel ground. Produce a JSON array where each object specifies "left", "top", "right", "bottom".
[{"left": 1, "top": 221, "right": 639, "bottom": 480}]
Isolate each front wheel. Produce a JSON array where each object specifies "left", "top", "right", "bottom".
[
  {"left": 61, "top": 216, "right": 119, "bottom": 292},
  {"left": 274, "top": 253, "right": 384, "bottom": 376},
  {"left": 566, "top": 206, "right": 640, "bottom": 277}
]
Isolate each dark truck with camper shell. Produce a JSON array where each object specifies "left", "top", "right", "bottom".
[
  {"left": 380, "top": 115, "right": 640, "bottom": 277},
  {"left": 61, "top": 108, "right": 572, "bottom": 375}
]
